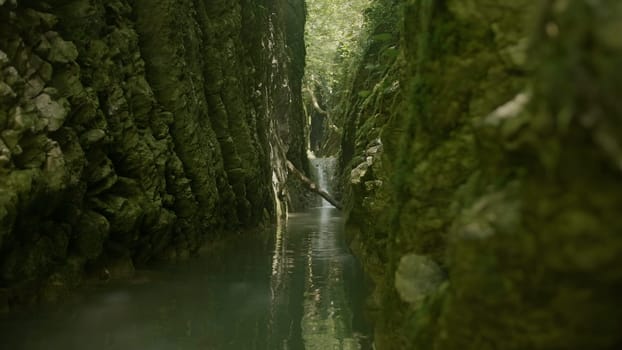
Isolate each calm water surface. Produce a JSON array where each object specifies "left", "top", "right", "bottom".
[{"left": 0, "top": 207, "right": 371, "bottom": 349}]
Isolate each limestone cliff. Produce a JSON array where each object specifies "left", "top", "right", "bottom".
[
  {"left": 0, "top": 0, "right": 306, "bottom": 308},
  {"left": 340, "top": 0, "right": 622, "bottom": 349}
]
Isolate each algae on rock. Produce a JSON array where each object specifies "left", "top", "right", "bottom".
[
  {"left": 338, "top": 0, "right": 622, "bottom": 349},
  {"left": 0, "top": 0, "right": 307, "bottom": 307}
]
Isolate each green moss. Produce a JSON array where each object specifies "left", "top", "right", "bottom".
[
  {"left": 0, "top": 0, "right": 307, "bottom": 306},
  {"left": 339, "top": 0, "right": 622, "bottom": 349}
]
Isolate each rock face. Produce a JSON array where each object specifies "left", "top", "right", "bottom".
[
  {"left": 339, "top": 0, "right": 622, "bottom": 349},
  {"left": 0, "top": 0, "right": 306, "bottom": 306}
]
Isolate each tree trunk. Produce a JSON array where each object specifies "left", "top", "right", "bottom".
[{"left": 286, "top": 160, "right": 343, "bottom": 210}]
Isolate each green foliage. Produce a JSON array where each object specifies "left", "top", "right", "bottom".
[{"left": 304, "top": 0, "right": 370, "bottom": 93}]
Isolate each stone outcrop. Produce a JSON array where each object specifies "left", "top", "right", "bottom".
[
  {"left": 339, "top": 0, "right": 622, "bottom": 349},
  {"left": 0, "top": 0, "right": 306, "bottom": 307}
]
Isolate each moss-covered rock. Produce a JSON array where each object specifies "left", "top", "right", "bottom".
[
  {"left": 340, "top": 0, "right": 622, "bottom": 349},
  {"left": 0, "top": 0, "right": 306, "bottom": 307}
]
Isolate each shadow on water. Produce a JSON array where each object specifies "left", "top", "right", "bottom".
[{"left": 0, "top": 207, "right": 371, "bottom": 350}]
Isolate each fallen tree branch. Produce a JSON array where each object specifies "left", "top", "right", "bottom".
[
  {"left": 305, "top": 87, "right": 328, "bottom": 115},
  {"left": 286, "top": 160, "right": 343, "bottom": 210}
]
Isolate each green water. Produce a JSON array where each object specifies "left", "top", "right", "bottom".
[{"left": 0, "top": 207, "right": 371, "bottom": 349}]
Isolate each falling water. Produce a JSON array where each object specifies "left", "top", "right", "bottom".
[{"left": 309, "top": 154, "right": 337, "bottom": 208}]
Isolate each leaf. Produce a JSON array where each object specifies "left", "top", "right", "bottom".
[
  {"left": 371, "top": 32, "right": 394, "bottom": 42},
  {"left": 358, "top": 90, "right": 371, "bottom": 98},
  {"left": 382, "top": 46, "right": 399, "bottom": 58}
]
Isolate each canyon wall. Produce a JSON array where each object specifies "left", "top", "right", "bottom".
[
  {"left": 340, "top": 0, "right": 622, "bottom": 348},
  {"left": 0, "top": 0, "right": 306, "bottom": 308}
]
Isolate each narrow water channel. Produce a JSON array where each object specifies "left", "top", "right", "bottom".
[{"left": 0, "top": 206, "right": 371, "bottom": 349}]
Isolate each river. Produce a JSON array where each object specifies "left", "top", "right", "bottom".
[{"left": 0, "top": 205, "right": 371, "bottom": 349}]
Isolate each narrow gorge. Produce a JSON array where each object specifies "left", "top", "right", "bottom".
[{"left": 1, "top": 0, "right": 621, "bottom": 349}]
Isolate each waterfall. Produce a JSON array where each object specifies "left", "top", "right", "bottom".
[{"left": 309, "top": 153, "right": 337, "bottom": 208}]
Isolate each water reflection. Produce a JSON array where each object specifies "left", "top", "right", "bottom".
[
  {"left": 299, "top": 208, "right": 366, "bottom": 350},
  {"left": 0, "top": 207, "right": 369, "bottom": 349}
]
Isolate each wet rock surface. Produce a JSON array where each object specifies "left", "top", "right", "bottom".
[{"left": 0, "top": 0, "right": 306, "bottom": 307}]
